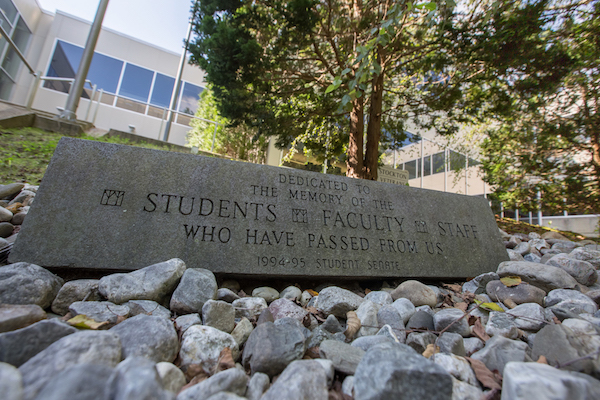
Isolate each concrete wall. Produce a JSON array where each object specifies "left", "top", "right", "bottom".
[{"left": 542, "top": 215, "right": 600, "bottom": 238}]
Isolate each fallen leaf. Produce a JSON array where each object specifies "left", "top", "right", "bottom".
[
  {"left": 472, "top": 317, "right": 491, "bottom": 342},
  {"left": 179, "top": 370, "right": 209, "bottom": 392},
  {"left": 503, "top": 298, "right": 518, "bottom": 309},
  {"left": 182, "top": 364, "right": 207, "bottom": 382},
  {"left": 455, "top": 302, "right": 468, "bottom": 312},
  {"left": 307, "top": 289, "right": 319, "bottom": 296},
  {"left": 474, "top": 299, "right": 504, "bottom": 312},
  {"left": 466, "top": 357, "right": 502, "bottom": 390},
  {"left": 364, "top": 288, "right": 371, "bottom": 295},
  {"left": 5, "top": 202, "right": 22, "bottom": 214},
  {"left": 500, "top": 276, "right": 522, "bottom": 287},
  {"left": 115, "top": 315, "right": 127, "bottom": 324},
  {"left": 304, "top": 346, "right": 321, "bottom": 359},
  {"left": 67, "top": 314, "right": 109, "bottom": 330},
  {"left": 442, "top": 283, "right": 463, "bottom": 293},
  {"left": 537, "top": 355, "right": 548, "bottom": 364},
  {"left": 214, "top": 347, "right": 235, "bottom": 373},
  {"left": 422, "top": 344, "right": 440, "bottom": 358},
  {"left": 306, "top": 306, "right": 327, "bottom": 322},
  {"left": 344, "top": 311, "right": 361, "bottom": 340}
]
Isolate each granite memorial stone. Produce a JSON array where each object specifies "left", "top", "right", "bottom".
[{"left": 10, "top": 138, "right": 508, "bottom": 278}]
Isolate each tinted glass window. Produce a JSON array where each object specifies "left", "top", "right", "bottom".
[
  {"left": 404, "top": 160, "right": 417, "bottom": 180},
  {"left": 119, "top": 63, "right": 153, "bottom": 102},
  {"left": 1, "top": 16, "right": 30, "bottom": 77},
  {"left": 87, "top": 52, "right": 122, "bottom": 94},
  {"left": 432, "top": 152, "right": 445, "bottom": 174},
  {"left": 0, "top": 0, "right": 17, "bottom": 25},
  {"left": 450, "top": 150, "right": 466, "bottom": 172},
  {"left": 179, "top": 82, "right": 203, "bottom": 114},
  {"left": 423, "top": 155, "right": 431, "bottom": 176},
  {"left": 44, "top": 41, "right": 82, "bottom": 93},
  {"left": 150, "top": 73, "right": 175, "bottom": 108}
]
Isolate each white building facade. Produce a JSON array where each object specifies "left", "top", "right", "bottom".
[{"left": 0, "top": 0, "right": 206, "bottom": 146}]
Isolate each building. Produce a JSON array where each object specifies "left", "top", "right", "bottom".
[{"left": 0, "top": 0, "right": 206, "bottom": 146}]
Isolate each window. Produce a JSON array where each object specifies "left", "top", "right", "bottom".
[
  {"left": 2, "top": 17, "right": 30, "bottom": 76},
  {"left": 404, "top": 160, "right": 417, "bottom": 179},
  {"left": 118, "top": 63, "right": 153, "bottom": 103},
  {"left": 0, "top": 0, "right": 17, "bottom": 24},
  {"left": 432, "top": 152, "right": 445, "bottom": 174},
  {"left": 0, "top": 1, "right": 31, "bottom": 100},
  {"left": 450, "top": 150, "right": 466, "bottom": 172},
  {"left": 178, "top": 82, "right": 203, "bottom": 115},
  {"left": 150, "top": 73, "right": 175, "bottom": 108},
  {"left": 423, "top": 155, "right": 431, "bottom": 176},
  {"left": 469, "top": 158, "right": 481, "bottom": 167}
]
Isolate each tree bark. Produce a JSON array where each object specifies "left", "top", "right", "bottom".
[
  {"left": 364, "top": 62, "right": 385, "bottom": 181},
  {"left": 346, "top": 99, "right": 365, "bottom": 178}
]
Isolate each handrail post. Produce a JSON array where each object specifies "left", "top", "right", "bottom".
[{"left": 26, "top": 71, "right": 41, "bottom": 110}]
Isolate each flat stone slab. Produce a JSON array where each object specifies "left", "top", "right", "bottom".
[{"left": 10, "top": 138, "right": 508, "bottom": 278}]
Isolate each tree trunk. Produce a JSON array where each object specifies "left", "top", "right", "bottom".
[
  {"left": 346, "top": 99, "right": 365, "bottom": 178},
  {"left": 364, "top": 65, "right": 385, "bottom": 181}
]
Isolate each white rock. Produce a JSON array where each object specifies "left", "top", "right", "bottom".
[
  {"left": 232, "top": 297, "right": 268, "bottom": 319},
  {"left": 432, "top": 353, "right": 478, "bottom": 386},
  {"left": 179, "top": 325, "right": 239, "bottom": 372}
]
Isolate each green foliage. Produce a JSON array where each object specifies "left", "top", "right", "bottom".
[
  {"left": 187, "top": 85, "right": 268, "bottom": 163},
  {"left": 478, "top": 0, "right": 600, "bottom": 214}
]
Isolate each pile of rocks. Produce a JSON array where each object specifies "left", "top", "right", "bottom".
[{"left": 1, "top": 183, "right": 600, "bottom": 400}]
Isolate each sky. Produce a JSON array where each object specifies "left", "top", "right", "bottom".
[{"left": 36, "top": 0, "right": 193, "bottom": 54}]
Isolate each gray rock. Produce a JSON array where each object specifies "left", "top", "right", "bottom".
[
  {"left": 0, "top": 207, "right": 13, "bottom": 223},
  {"left": 342, "top": 376, "right": 354, "bottom": 397},
  {"left": 0, "top": 304, "right": 46, "bottom": 333},
  {"left": 523, "top": 253, "right": 541, "bottom": 263},
  {"left": 306, "top": 326, "right": 339, "bottom": 349},
  {"left": 124, "top": 300, "right": 172, "bottom": 319},
  {"left": 0, "top": 362, "right": 23, "bottom": 400},
  {"left": 0, "top": 319, "right": 76, "bottom": 367},
  {"left": 532, "top": 324, "right": 594, "bottom": 375},
  {"left": 497, "top": 261, "right": 580, "bottom": 292},
  {"left": 10, "top": 212, "right": 27, "bottom": 225},
  {"left": 364, "top": 291, "right": 393, "bottom": 306},
  {"left": 319, "top": 339, "right": 365, "bottom": 375},
  {"left": 68, "top": 301, "right": 130, "bottom": 328},
  {"left": 18, "top": 331, "right": 122, "bottom": 400},
  {"left": 486, "top": 280, "right": 546, "bottom": 306},
  {"left": 377, "top": 324, "right": 400, "bottom": 343},
  {"left": 462, "top": 272, "right": 500, "bottom": 294},
  {"left": 231, "top": 317, "right": 253, "bottom": 347},
  {"left": 232, "top": 297, "right": 267, "bottom": 320},
  {"left": 252, "top": 287, "right": 279, "bottom": 303},
  {"left": 0, "top": 222, "right": 14, "bottom": 238},
  {"left": 242, "top": 321, "right": 305, "bottom": 377},
  {"left": 437, "top": 332, "right": 466, "bottom": 356},
  {"left": 377, "top": 305, "right": 406, "bottom": 342},
  {"left": 485, "top": 311, "right": 519, "bottom": 339},
  {"left": 546, "top": 253, "right": 598, "bottom": 286},
  {"left": 179, "top": 325, "right": 239, "bottom": 372},
  {"left": 32, "top": 363, "right": 114, "bottom": 400},
  {"left": 356, "top": 300, "right": 380, "bottom": 337},
  {"left": 463, "top": 337, "right": 484, "bottom": 356},
  {"left": 507, "top": 249, "right": 525, "bottom": 261},
  {"left": 0, "top": 183, "right": 25, "bottom": 199},
  {"left": 0, "top": 263, "right": 63, "bottom": 309},
  {"left": 205, "top": 393, "right": 246, "bottom": 400},
  {"left": 507, "top": 303, "right": 548, "bottom": 331},
  {"left": 551, "top": 240, "right": 581, "bottom": 252},
  {"left": 354, "top": 342, "right": 453, "bottom": 400},
  {"left": 569, "top": 247, "right": 600, "bottom": 269},
  {"left": 391, "top": 297, "right": 416, "bottom": 323},
  {"left": 106, "top": 357, "right": 174, "bottom": 400},
  {"left": 432, "top": 353, "right": 478, "bottom": 386},
  {"left": 216, "top": 288, "right": 240, "bottom": 303},
  {"left": 406, "top": 331, "right": 437, "bottom": 354},
  {"left": 51, "top": 279, "right": 101, "bottom": 315},
  {"left": 300, "top": 290, "right": 313, "bottom": 307},
  {"left": 280, "top": 286, "right": 302, "bottom": 302},
  {"left": 316, "top": 286, "right": 364, "bottom": 318},
  {"left": 471, "top": 335, "right": 532, "bottom": 374},
  {"left": 406, "top": 310, "right": 434, "bottom": 331},
  {"left": 99, "top": 258, "right": 186, "bottom": 304},
  {"left": 545, "top": 289, "right": 598, "bottom": 315},
  {"left": 245, "top": 371, "right": 270, "bottom": 400},
  {"left": 321, "top": 314, "right": 344, "bottom": 334},
  {"left": 174, "top": 313, "right": 202, "bottom": 333},
  {"left": 203, "top": 300, "right": 235, "bottom": 333},
  {"left": 156, "top": 362, "right": 186, "bottom": 394},
  {"left": 110, "top": 315, "right": 178, "bottom": 363},
  {"left": 268, "top": 298, "right": 309, "bottom": 326},
  {"left": 451, "top": 377, "right": 484, "bottom": 400},
  {"left": 170, "top": 268, "right": 217, "bottom": 314},
  {"left": 390, "top": 280, "right": 438, "bottom": 307},
  {"left": 261, "top": 360, "right": 329, "bottom": 400},
  {"left": 513, "top": 242, "right": 531, "bottom": 256},
  {"left": 502, "top": 361, "right": 600, "bottom": 400},
  {"left": 9, "top": 190, "right": 35, "bottom": 206},
  {"left": 177, "top": 367, "right": 248, "bottom": 400},
  {"left": 433, "top": 308, "right": 470, "bottom": 337},
  {"left": 351, "top": 335, "right": 395, "bottom": 352}
]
